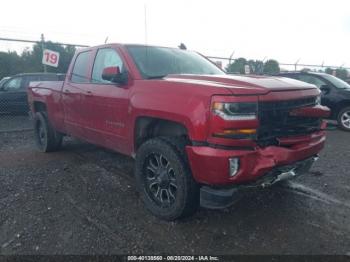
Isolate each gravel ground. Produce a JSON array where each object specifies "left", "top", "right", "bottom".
[
  {"left": 0, "top": 129, "right": 349, "bottom": 255},
  {"left": 0, "top": 115, "right": 32, "bottom": 132}
]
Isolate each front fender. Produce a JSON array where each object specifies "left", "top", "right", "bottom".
[{"left": 129, "top": 91, "right": 210, "bottom": 141}]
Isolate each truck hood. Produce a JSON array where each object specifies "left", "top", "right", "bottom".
[{"left": 164, "top": 74, "right": 316, "bottom": 95}]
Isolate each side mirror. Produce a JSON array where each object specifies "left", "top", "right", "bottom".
[{"left": 102, "top": 66, "right": 127, "bottom": 84}]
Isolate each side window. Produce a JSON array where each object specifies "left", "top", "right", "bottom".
[
  {"left": 92, "top": 48, "right": 124, "bottom": 83},
  {"left": 3, "top": 77, "right": 22, "bottom": 91},
  {"left": 71, "top": 51, "right": 91, "bottom": 83},
  {"left": 297, "top": 75, "right": 326, "bottom": 88}
]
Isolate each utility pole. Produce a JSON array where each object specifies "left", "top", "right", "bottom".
[
  {"left": 144, "top": 4, "right": 148, "bottom": 45},
  {"left": 260, "top": 56, "right": 267, "bottom": 74},
  {"left": 41, "top": 34, "right": 47, "bottom": 73},
  {"left": 228, "top": 51, "right": 235, "bottom": 65}
]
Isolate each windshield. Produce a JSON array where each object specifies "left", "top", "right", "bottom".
[
  {"left": 126, "top": 45, "right": 225, "bottom": 79},
  {"left": 322, "top": 74, "right": 350, "bottom": 89}
]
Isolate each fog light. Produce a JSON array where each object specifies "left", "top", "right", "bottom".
[{"left": 229, "top": 158, "right": 240, "bottom": 177}]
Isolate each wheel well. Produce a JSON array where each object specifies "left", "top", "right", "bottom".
[
  {"left": 134, "top": 117, "right": 189, "bottom": 150},
  {"left": 33, "top": 102, "right": 47, "bottom": 113}
]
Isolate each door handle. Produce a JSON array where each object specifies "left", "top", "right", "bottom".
[
  {"left": 64, "top": 89, "right": 70, "bottom": 93},
  {"left": 85, "top": 91, "right": 93, "bottom": 96}
]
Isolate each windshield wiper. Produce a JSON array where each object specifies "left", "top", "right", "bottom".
[{"left": 146, "top": 75, "right": 167, "bottom": 79}]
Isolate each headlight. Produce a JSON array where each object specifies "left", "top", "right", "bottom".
[
  {"left": 315, "top": 95, "right": 321, "bottom": 105},
  {"left": 212, "top": 102, "right": 257, "bottom": 120}
]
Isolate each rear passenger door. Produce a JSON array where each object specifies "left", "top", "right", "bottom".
[{"left": 63, "top": 50, "right": 93, "bottom": 138}]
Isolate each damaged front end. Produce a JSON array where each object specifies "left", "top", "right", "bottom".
[
  {"left": 198, "top": 96, "right": 330, "bottom": 209},
  {"left": 190, "top": 92, "right": 330, "bottom": 209},
  {"left": 200, "top": 155, "right": 319, "bottom": 209}
]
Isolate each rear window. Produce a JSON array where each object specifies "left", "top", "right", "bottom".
[{"left": 71, "top": 51, "right": 91, "bottom": 83}]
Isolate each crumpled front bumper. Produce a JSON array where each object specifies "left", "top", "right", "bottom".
[
  {"left": 199, "top": 155, "right": 319, "bottom": 209},
  {"left": 186, "top": 130, "right": 326, "bottom": 185}
]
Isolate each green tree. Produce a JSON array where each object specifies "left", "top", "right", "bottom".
[
  {"left": 248, "top": 59, "right": 264, "bottom": 74},
  {"left": 335, "top": 68, "right": 348, "bottom": 80},
  {"left": 324, "top": 67, "right": 349, "bottom": 80},
  {"left": 0, "top": 51, "right": 23, "bottom": 79},
  {"left": 23, "top": 41, "right": 76, "bottom": 73},
  {"left": 325, "top": 67, "right": 334, "bottom": 75},
  {"left": 226, "top": 57, "right": 247, "bottom": 74},
  {"left": 0, "top": 41, "right": 76, "bottom": 79},
  {"left": 263, "top": 59, "right": 280, "bottom": 74}
]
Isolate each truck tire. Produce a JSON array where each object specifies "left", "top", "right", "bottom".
[
  {"left": 34, "top": 112, "right": 63, "bottom": 152},
  {"left": 135, "top": 137, "right": 199, "bottom": 220},
  {"left": 337, "top": 106, "right": 350, "bottom": 131}
]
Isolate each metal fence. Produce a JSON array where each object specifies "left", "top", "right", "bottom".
[
  {"left": 0, "top": 41, "right": 35, "bottom": 132},
  {"left": 0, "top": 37, "right": 83, "bottom": 132},
  {"left": 0, "top": 37, "right": 348, "bottom": 132},
  {"left": 0, "top": 47, "right": 33, "bottom": 133},
  {"left": 206, "top": 55, "right": 350, "bottom": 72}
]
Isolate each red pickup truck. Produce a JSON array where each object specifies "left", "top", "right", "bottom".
[{"left": 28, "top": 44, "right": 330, "bottom": 220}]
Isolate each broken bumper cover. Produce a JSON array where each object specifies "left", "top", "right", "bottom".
[
  {"left": 200, "top": 155, "right": 319, "bottom": 209},
  {"left": 186, "top": 130, "right": 326, "bottom": 185}
]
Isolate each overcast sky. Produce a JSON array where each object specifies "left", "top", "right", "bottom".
[{"left": 0, "top": 0, "right": 349, "bottom": 68}]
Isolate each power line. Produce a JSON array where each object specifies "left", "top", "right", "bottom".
[
  {"left": 206, "top": 56, "right": 350, "bottom": 70},
  {"left": 0, "top": 37, "right": 348, "bottom": 71}
]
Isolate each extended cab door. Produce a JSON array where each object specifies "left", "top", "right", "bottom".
[
  {"left": 83, "top": 47, "right": 131, "bottom": 153},
  {"left": 62, "top": 50, "right": 93, "bottom": 138}
]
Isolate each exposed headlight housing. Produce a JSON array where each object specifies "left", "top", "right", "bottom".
[{"left": 212, "top": 102, "right": 257, "bottom": 121}]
